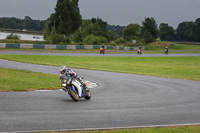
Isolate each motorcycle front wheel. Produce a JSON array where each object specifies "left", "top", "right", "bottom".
[
  {"left": 84, "top": 90, "right": 91, "bottom": 100},
  {"left": 68, "top": 86, "right": 79, "bottom": 101}
]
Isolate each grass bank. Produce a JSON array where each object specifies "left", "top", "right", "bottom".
[
  {"left": 0, "top": 55, "right": 199, "bottom": 81},
  {"left": 0, "top": 67, "right": 59, "bottom": 91}
]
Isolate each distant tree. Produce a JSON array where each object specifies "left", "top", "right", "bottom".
[
  {"left": 83, "top": 34, "right": 108, "bottom": 45},
  {"left": 72, "top": 17, "right": 109, "bottom": 42},
  {"left": 141, "top": 17, "right": 158, "bottom": 43},
  {"left": 159, "top": 23, "right": 176, "bottom": 41},
  {"left": 0, "top": 16, "right": 47, "bottom": 31},
  {"left": 123, "top": 23, "right": 140, "bottom": 41},
  {"left": 0, "top": 19, "right": 4, "bottom": 27},
  {"left": 106, "top": 24, "right": 125, "bottom": 37},
  {"left": 193, "top": 18, "right": 200, "bottom": 42},
  {"left": 47, "top": 0, "right": 82, "bottom": 36},
  {"left": 176, "top": 21, "right": 195, "bottom": 41},
  {"left": 89, "top": 17, "right": 109, "bottom": 39}
]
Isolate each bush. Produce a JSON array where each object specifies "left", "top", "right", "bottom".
[
  {"left": 51, "top": 33, "right": 64, "bottom": 44},
  {"left": 50, "top": 28, "right": 64, "bottom": 44},
  {"left": 64, "top": 36, "right": 71, "bottom": 43},
  {"left": 73, "top": 29, "right": 87, "bottom": 42},
  {"left": 83, "top": 34, "right": 108, "bottom": 45},
  {"left": 6, "top": 33, "right": 20, "bottom": 40},
  {"left": 114, "top": 38, "right": 127, "bottom": 44}
]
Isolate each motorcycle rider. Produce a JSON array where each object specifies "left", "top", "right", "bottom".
[
  {"left": 165, "top": 47, "right": 168, "bottom": 54},
  {"left": 59, "top": 66, "right": 87, "bottom": 89},
  {"left": 101, "top": 44, "right": 105, "bottom": 51}
]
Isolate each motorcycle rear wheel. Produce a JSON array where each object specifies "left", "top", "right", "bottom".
[{"left": 68, "top": 86, "right": 79, "bottom": 101}]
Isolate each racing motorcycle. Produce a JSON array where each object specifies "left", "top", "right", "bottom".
[
  {"left": 61, "top": 75, "right": 91, "bottom": 102},
  {"left": 137, "top": 49, "right": 142, "bottom": 55},
  {"left": 100, "top": 48, "right": 105, "bottom": 54}
]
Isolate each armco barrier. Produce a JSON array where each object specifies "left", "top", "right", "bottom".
[
  {"left": 20, "top": 44, "right": 33, "bottom": 49},
  {"left": 56, "top": 45, "right": 66, "bottom": 50},
  {"left": 6, "top": 43, "right": 20, "bottom": 48},
  {"left": 33, "top": 44, "right": 45, "bottom": 49},
  {"left": 0, "top": 43, "right": 144, "bottom": 50},
  {"left": 0, "top": 43, "right": 6, "bottom": 48}
]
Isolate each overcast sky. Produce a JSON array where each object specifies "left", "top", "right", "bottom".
[{"left": 0, "top": 0, "right": 200, "bottom": 28}]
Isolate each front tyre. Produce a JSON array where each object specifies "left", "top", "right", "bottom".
[
  {"left": 68, "top": 86, "right": 79, "bottom": 102},
  {"left": 84, "top": 90, "right": 91, "bottom": 100}
]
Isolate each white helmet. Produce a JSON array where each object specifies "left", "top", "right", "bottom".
[{"left": 59, "top": 66, "right": 67, "bottom": 74}]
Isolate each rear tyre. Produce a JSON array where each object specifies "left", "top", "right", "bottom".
[{"left": 68, "top": 86, "right": 79, "bottom": 102}]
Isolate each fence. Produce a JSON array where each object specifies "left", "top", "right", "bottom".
[{"left": 0, "top": 43, "right": 144, "bottom": 50}]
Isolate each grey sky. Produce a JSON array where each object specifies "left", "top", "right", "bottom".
[{"left": 0, "top": 0, "right": 200, "bottom": 28}]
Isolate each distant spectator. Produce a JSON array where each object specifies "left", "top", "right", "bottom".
[{"left": 165, "top": 47, "right": 168, "bottom": 54}]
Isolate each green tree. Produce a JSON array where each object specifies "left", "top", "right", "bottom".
[
  {"left": 47, "top": 0, "right": 82, "bottom": 37},
  {"left": 141, "top": 17, "right": 158, "bottom": 43},
  {"left": 194, "top": 18, "right": 200, "bottom": 42},
  {"left": 176, "top": 21, "right": 195, "bottom": 41},
  {"left": 72, "top": 17, "right": 109, "bottom": 43},
  {"left": 159, "top": 23, "right": 176, "bottom": 41},
  {"left": 83, "top": 34, "right": 108, "bottom": 45},
  {"left": 0, "top": 16, "right": 47, "bottom": 31},
  {"left": 123, "top": 23, "right": 140, "bottom": 41}
]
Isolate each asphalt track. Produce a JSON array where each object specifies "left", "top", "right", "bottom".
[
  {"left": 0, "top": 51, "right": 200, "bottom": 132},
  {"left": 0, "top": 50, "right": 200, "bottom": 56}
]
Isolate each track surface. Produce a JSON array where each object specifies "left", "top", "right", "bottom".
[
  {"left": 0, "top": 51, "right": 200, "bottom": 132},
  {"left": 0, "top": 50, "right": 200, "bottom": 56}
]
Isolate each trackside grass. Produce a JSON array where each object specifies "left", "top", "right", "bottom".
[
  {"left": 43, "top": 125, "right": 200, "bottom": 133},
  {"left": 0, "top": 54, "right": 200, "bottom": 81},
  {"left": 0, "top": 67, "right": 60, "bottom": 91}
]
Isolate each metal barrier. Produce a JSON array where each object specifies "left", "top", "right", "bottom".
[{"left": 0, "top": 43, "right": 144, "bottom": 50}]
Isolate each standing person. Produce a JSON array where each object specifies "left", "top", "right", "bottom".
[{"left": 165, "top": 47, "right": 168, "bottom": 54}]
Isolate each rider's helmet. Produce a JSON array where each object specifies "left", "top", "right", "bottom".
[{"left": 59, "top": 66, "right": 67, "bottom": 74}]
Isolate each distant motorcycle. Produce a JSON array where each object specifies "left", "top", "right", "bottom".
[
  {"left": 100, "top": 48, "right": 105, "bottom": 54},
  {"left": 137, "top": 49, "right": 142, "bottom": 55},
  {"left": 165, "top": 47, "right": 168, "bottom": 55},
  {"left": 61, "top": 75, "right": 91, "bottom": 102}
]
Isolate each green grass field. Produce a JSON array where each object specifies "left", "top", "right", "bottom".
[
  {"left": 0, "top": 67, "right": 60, "bottom": 91},
  {"left": 0, "top": 54, "right": 199, "bottom": 81}
]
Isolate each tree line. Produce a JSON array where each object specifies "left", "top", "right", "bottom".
[
  {"left": 43, "top": 0, "right": 200, "bottom": 44},
  {"left": 1, "top": 0, "right": 200, "bottom": 44},
  {"left": 0, "top": 16, "right": 47, "bottom": 31}
]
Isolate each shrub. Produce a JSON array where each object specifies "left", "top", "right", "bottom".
[
  {"left": 6, "top": 33, "right": 20, "bottom": 40},
  {"left": 51, "top": 33, "right": 64, "bottom": 44},
  {"left": 50, "top": 28, "right": 64, "bottom": 44},
  {"left": 83, "top": 34, "right": 108, "bottom": 45},
  {"left": 114, "top": 38, "right": 127, "bottom": 44},
  {"left": 64, "top": 36, "right": 71, "bottom": 43}
]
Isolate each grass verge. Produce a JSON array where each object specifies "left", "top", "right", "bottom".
[
  {"left": 0, "top": 67, "right": 60, "bottom": 91},
  {"left": 42, "top": 125, "right": 200, "bottom": 133},
  {"left": 0, "top": 54, "right": 200, "bottom": 81}
]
